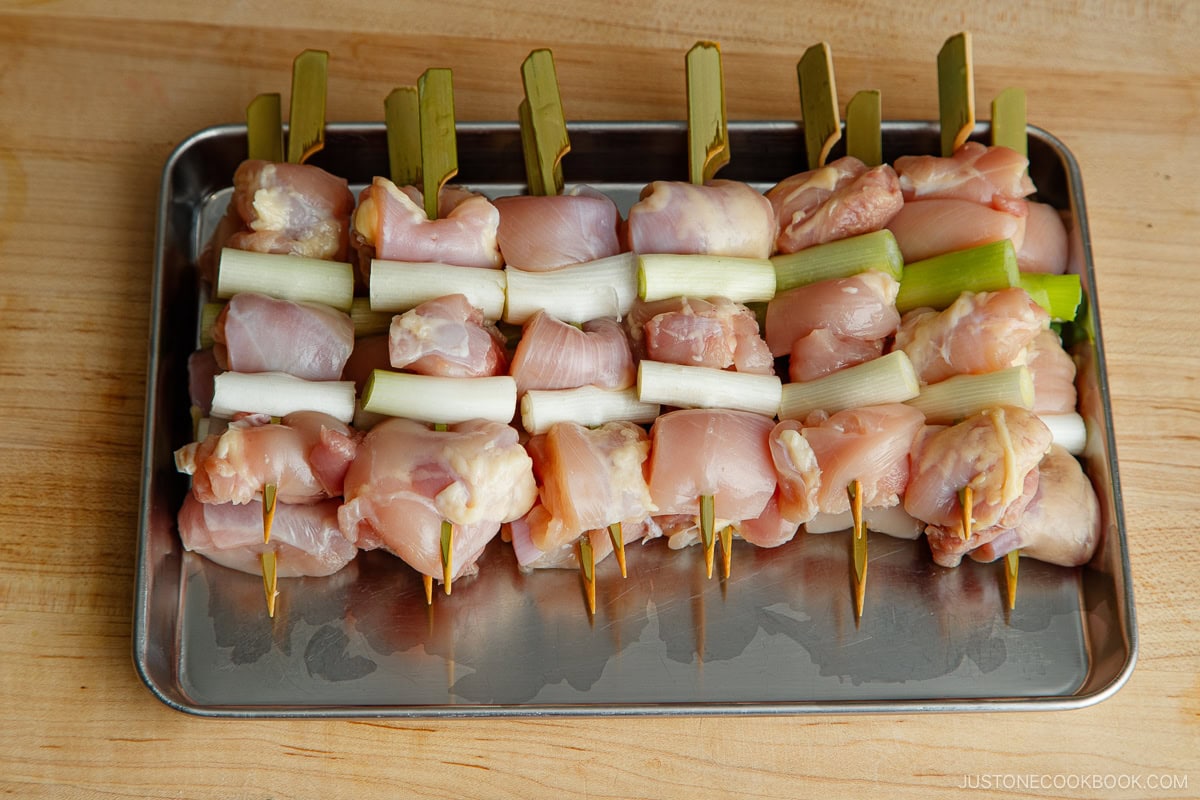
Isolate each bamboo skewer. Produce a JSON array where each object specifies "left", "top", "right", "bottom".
[
  {"left": 418, "top": 68, "right": 457, "bottom": 221},
  {"left": 845, "top": 90, "right": 882, "bottom": 167},
  {"left": 520, "top": 49, "right": 570, "bottom": 197},
  {"left": 937, "top": 32, "right": 974, "bottom": 157},
  {"left": 991, "top": 85, "right": 1028, "bottom": 612},
  {"left": 608, "top": 522, "right": 627, "bottom": 579},
  {"left": 686, "top": 41, "right": 729, "bottom": 580},
  {"left": 287, "top": 50, "right": 329, "bottom": 165},
  {"left": 797, "top": 42, "right": 841, "bottom": 169},
  {"left": 959, "top": 485, "right": 974, "bottom": 542},
  {"left": 239, "top": 51, "right": 329, "bottom": 616},
  {"left": 849, "top": 480, "right": 867, "bottom": 619},
  {"left": 579, "top": 535, "right": 596, "bottom": 616},
  {"left": 385, "top": 86, "right": 421, "bottom": 186}
]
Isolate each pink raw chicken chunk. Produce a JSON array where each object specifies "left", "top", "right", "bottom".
[
  {"left": 338, "top": 418, "right": 537, "bottom": 583},
  {"left": 523, "top": 422, "right": 656, "bottom": 553},
  {"left": 1016, "top": 201, "right": 1069, "bottom": 274},
  {"left": 509, "top": 311, "right": 635, "bottom": 394},
  {"left": 905, "top": 407, "right": 1053, "bottom": 567},
  {"left": 388, "top": 294, "right": 508, "bottom": 378},
  {"left": 894, "top": 142, "right": 1035, "bottom": 213},
  {"left": 175, "top": 411, "right": 358, "bottom": 506},
  {"left": 893, "top": 288, "right": 1049, "bottom": 385},
  {"left": 213, "top": 292, "right": 354, "bottom": 381},
  {"left": 353, "top": 177, "right": 502, "bottom": 268},
  {"left": 800, "top": 404, "right": 925, "bottom": 516},
  {"left": 766, "top": 156, "right": 904, "bottom": 254},
  {"left": 1026, "top": 329, "right": 1078, "bottom": 414},
  {"left": 178, "top": 493, "right": 356, "bottom": 577},
  {"left": 647, "top": 409, "right": 777, "bottom": 524},
  {"left": 886, "top": 198, "right": 1026, "bottom": 264},
  {"left": 765, "top": 270, "right": 900, "bottom": 358},
  {"left": 967, "top": 445, "right": 1100, "bottom": 568},
  {"left": 636, "top": 296, "right": 774, "bottom": 374},
  {"left": 494, "top": 189, "right": 623, "bottom": 271},
  {"left": 788, "top": 330, "right": 884, "bottom": 383},
  {"left": 627, "top": 180, "right": 776, "bottom": 258},
  {"left": 222, "top": 159, "right": 356, "bottom": 262}
]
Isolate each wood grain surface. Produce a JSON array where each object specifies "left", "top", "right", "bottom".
[{"left": 1, "top": 1, "right": 1197, "bottom": 797}]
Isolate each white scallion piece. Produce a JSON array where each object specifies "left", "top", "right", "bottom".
[
  {"left": 805, "top": 506, "right": 923, "bottom": 539},
  {"left": 637, "top": 361, "right": 782, "bottom": 417},
  {"left": 362, "top": 370, "right": 517, "bottom": 424},
  {"left": 1040, "top": 412, "right": 1087, "bottom": 455},
  {"left": 504, "top": 253, "right": 639, "bottom": 325},
  {"left": 211, "top": 371, "right": 356, "bottom": 423},
  {"left": 638, "top": 254, "right": 776, "bottom": 304},
  {"left": 779, "top": 351, "right": 919, "bottom": 420},
  {"left": 369, "top": 260, "right": 506, "bottom": 319},
  {"left": 216, "top": 248, "right": 354, "bottom": 311},
  {"left": 906, "top": 366, "right": 1034, "bottom": 424},
  {"left": 521, "top": 386, "right": 660, "bottom": 435}
]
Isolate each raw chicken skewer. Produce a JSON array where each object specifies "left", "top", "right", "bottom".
[
  {"left": 248, "top": 49, "right": 331, "bottom": 616},
  {"left": 416, "top": 68, "right": 464, "bottom": 603},
  {"left": 517, "top": 49, "right": 628, "bottom": 603},
  {"left": 990, "top": 85, "right": 1029, "bottom": 610},
  {"left": 686, "top": 40, "right": 732, "bottom": 577},
  {"left": 797, "top": 41, "right": 871, "bottom": 617}
]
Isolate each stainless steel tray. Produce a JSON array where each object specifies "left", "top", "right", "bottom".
[{"left": 135, "top": 120, "right": 1136, "bottom": 717}]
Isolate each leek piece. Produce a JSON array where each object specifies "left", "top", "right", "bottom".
[
  {"left": 686, "top": 42, "right": 729, "bottom": 184},
  {"left": 287, "top": 49, "right": 328, "bottom": 165},
  {"left": 418, "top": 68, "right": 458, "bottom": 220},
  {"left": 198, "top": 301, "right": 225, "bottom": 349},
  {"left": 362, "top": 370, "right": 517, "bottom": 425},
  {"left": 845, "top": 89, "right": 882, "bottom": 167},
  {"left": 369, "top": 260, "right": 506, "bottom": 319},
  {"left": 991, "top": 87, "right": 1028, "bottom": 159},
  {"left": 637, "top": 361, "right": 782, "bottom": 417},
  {"left": 520, "top": 386, "right": 660, "bottom": 436},
  {"left": 216, "top": 248, "right": 354, "bottom": 311},
  {"left": 779, "top": 351, "right": 919, "bottom": 420},
  {"left": 895, "top": 239, "right": 1019, "bottom": 313},
  {"left": 1041, "top": 412, "right": 1087, "bottom": 455},
  {"left": 505, "top": 253, "right": 638, "bottom": 325},
  {"left": 638, "top": 254, "right": 776, "bottom": 303},
  {"left": 771, "top": 230, "right": 903, "bottom": 291},
  {"left": 906, "top": 366, "right": 1034, "bottom": 424},
  {"left": 805, "top": 506, "right": 923, "bottom": 539},
  {"left": 385, "top": 86, "right": 422, "bottom": 187},
  {"left": 349, "top": 297, "right": 393, "bottom": 338},
  {"left": 798, "top": 42, "right": 841, "bottom": 169},
  {"left": 211, "top": 371, "right": 355, "bottom": 423},
  {"left": 246, "top": 94, "right": 284, "bottom": 163},
  {"left": 937, "top": 32, "right": 974, "bottom": 157},
  {"left": 521, "top": 49, "right": 570, "bottom": 196},
  {"left": 1019, "top": 272, "right": 1082, "bottom": 321}
]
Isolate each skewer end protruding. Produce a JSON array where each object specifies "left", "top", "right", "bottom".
[
  {"left": 262, "top": 482, "right": 277, "bottom": 544},
  {"left": 608, "top": 522, "right": 627, "bottom": 579},
  {"left": 958, "top": 485, "right": 974, "bottom": 542},
  {"left": 579, "top": 535, "right": 596, "bottom": 616},
  {"left": 423, "top": 573, "right": 434, "bottom": 606},
  {"left": 440, "top": 520, "right": 454, "bottom": 596},
  {"left": 260, "top": 551, "right": 279, "bottom": 618},
  {"left": 1005, "top": 549, "right": 1020, "bottom": 611},
  {"left": 685, "top": 41, "right": 729, "bottom": 185},
  {"left": 699, "top": 494, "right": 716, "bottom": 579},
  {"left": 848, "top": 480, "right": 867, "bottom": 618},
  {"left": 719, "top": 526, "right": 733, "bottom": 580}
]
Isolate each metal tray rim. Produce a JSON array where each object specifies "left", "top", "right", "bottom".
[{"left": 134, "top": 119, "right": 1136, "bottom": 718}]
